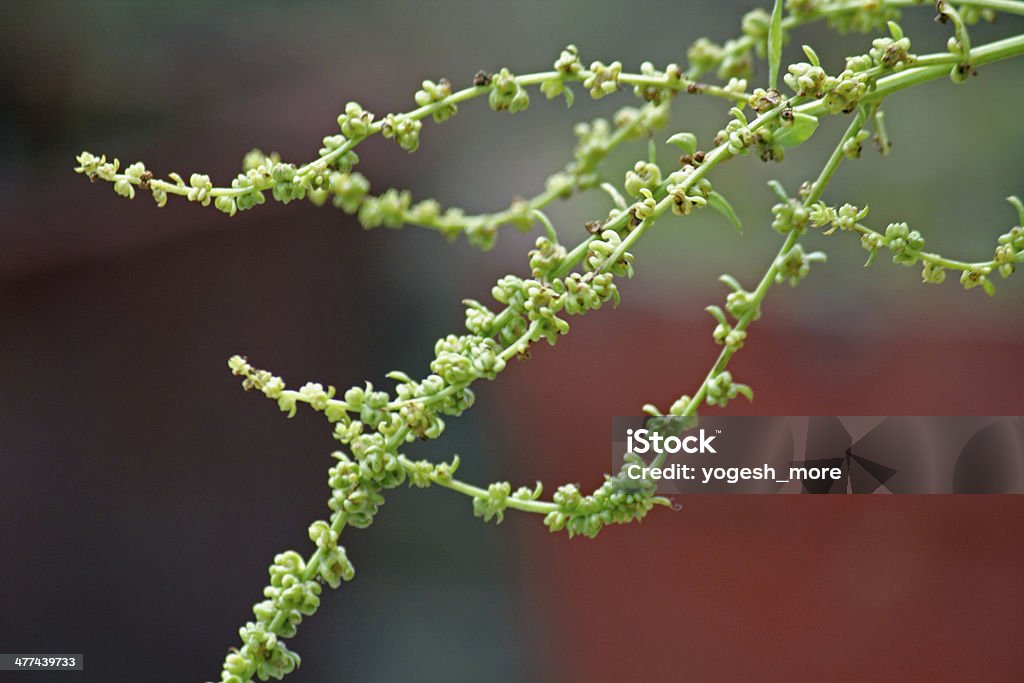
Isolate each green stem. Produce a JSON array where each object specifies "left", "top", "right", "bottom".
[
  {"left": 798, "top": 34, "right": 1024, "bottom": 118},
  {"left": 377, "top": 113, "right": 642, "bottom": 236},
  {"left": 846, "top": 223, "right": 1004, "bottom": 271},
  {"left": 679, "top": 109, "right": 869, "bottom": 421},
  {"left": 888, "top": 0, "right": 1024, "bottom": 16},
  {"left": 262, "top": 420, "right": 414, "bottom": 646},
  {"left": 252, "top": 30, "right": 1024, "bottom": 434},
  {"left": 400, "top": 457, "right": 559, "bottom": 514},
  {"left": 90, "top": 66, "right": 745, "bottom": 204}
]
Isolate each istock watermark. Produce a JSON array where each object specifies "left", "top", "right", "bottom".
[
  {"left": 612, "top": 416, "right": 1024, "bottom": 494},
  {"left": 626, "top": 427, "right": 718, "bottom": 454}
]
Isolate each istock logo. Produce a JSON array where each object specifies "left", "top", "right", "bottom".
[{"left": 626, "top": 428, "right": 717, "bottom": 454}]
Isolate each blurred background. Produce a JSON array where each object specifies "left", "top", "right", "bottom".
[{"left": 2, "top": 1, "right": 1023, "bottom": 680}]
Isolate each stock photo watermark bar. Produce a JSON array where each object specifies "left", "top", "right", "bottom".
[{"left": 612, "top": 417, "right": 1024, "bottom": 494}]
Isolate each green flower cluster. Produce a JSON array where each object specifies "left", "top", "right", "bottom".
[
  {"left": 624, "top": 161, "right": 662, "bottom": 198},
  {"left": 337, "top": 101, "right": 374, "bottom": 138},
  {"left": 584, "top": 229, "right": 635, "bottom": 278},
  {"left": 226, "top": 221, "right": 632, "bottom": 449},
  {"left": 784, "top": 61, "right": 868, "bottom": 113},
  {"left": 540, "top": 45, "right": 582, "bottom": 102},
  {"left": 959, "top": 266, "right": 995, "bottom": 295},
  {"left": 74, "top": 151, "right": 125, "bottom": 185},
  {"left": 583, "top": 60, "right": 622, "bottom": 99},
  {"left": 473, "top": 482, "right": 513, "bottom": 523},
  {"left": 543, "top": 467, "right": 660, "bottom": 539},
  {"left": 318, "top": 101, "right": 669, "bottom": 251},
  {"left": 882, "top": 222, "right": 925, "bottom": 266},
  {"left": 775, "top": 243, "right": 827, "bottom": 286},
  {"left": 869, "top": 34, "right": 914, "bottom": 70},
  {"left": 687, "top": 37, "right": 754, "bottom": 80},
  {"left": 707, "top": 305, "right": 748, "bottom": 351},
  {"left": 414, "top": 78, "right": 458, "bottom": 122},
  {"left": 666, "top": 167, "right": 713, "bottom": 216},
  {"left": 221, "top": 621, "right": 300, "bottom": 682},
  {"left": 714, "top": 112, "right": 757, "bottom": 155},
  {"left": 807, "top": 201, "right": 869, "bottom": 235},
  {"left": 488, "top": 68, "right": 530, "bottom": 113},
  {"left": 75, "top": 41, "right": 696, "bottom": 252},
  {"left": 705, "top": 370, "right": 753, "bottom": 408},
  {"left": 771, "top": 197, "right": 811, "bottom": 233},
  {"left": 809, "top": 197, "right": 1024, "bottom": 296},
  {"left": 720, "top": 274, "right": 762, "bottom": 321},
  {"left": 632, "top": 61, "right": 684, "bottom": 104},
  {"left": 380, "top": 113, "right": 423, "bottom": 152},
  {"left": 786, "top": 0, "right": 901, "bottom": 35},
  {"left": 995, "top": 222, "right": 1024, "bottom": 278},
  {"left": 219, "top": 533, "right": 353, "bottom": 683}
]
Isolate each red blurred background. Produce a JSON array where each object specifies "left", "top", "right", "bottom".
[{"left": 502, "top": 311, "right": 1024, "bottom": 681}]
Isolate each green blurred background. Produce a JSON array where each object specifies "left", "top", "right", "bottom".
[{"left": 1, "top": 1, "right": 1023, "bottom": 681}]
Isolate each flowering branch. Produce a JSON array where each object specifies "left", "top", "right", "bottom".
[{"left": 71, "top": 1, "right": 1024, "bottom": 681}]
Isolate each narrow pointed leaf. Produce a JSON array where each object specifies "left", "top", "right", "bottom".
[
  {"left": 802, "top": 45, "right": 820, "bottom": 67},
  {"left": 768, "top": 0, "right": 784, "bottom": 90},
  {"left": 705, "top": 305, "right": 728, "bottom": 326},
  {"left": 1008, "top": 195, "right": 1024, "bottom": 226},
  {"left": 708, "top": 190, "right": 743, "bottom": 232}
]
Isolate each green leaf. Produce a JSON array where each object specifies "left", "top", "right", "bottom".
[
  {"left": 705, "top": 305, "right": 728, "bottom": 326},
  {"left": 773, "top": 112, "right": 819, "bottom": 148},
  {"left": 802, "top": 45, "right": 820, "bottom": 68},
  {"left": 768, "top": 0, "right": 784, "bottom": 90},
  {"left": 531, "top": 209, "right": 558, "bottom": 242},
  {"left": 718, "top": 274, "right": 743, "bottom": 291},
  {"left": 708, "top": 190, "right": 743, "bottom": 232},
  {"left": 385, "top": 370, "right": 413, "bottom": 382},
  {"left": 563, "top": 85, "right": 574, "bottom": 108},
  {"left": 666, "top": 132, "right": 697, "bottom": 154},
  {"left": 1007, "top": 195, "right": 1024, "bottom": 226},
  {"left": 767, "top": 180, "right": 789, "bottom": 202},
  {"left": 873, "top": 108, "right": 891, "bottom": 155}
]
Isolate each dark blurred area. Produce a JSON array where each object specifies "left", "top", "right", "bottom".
[{"left": 1, "top": 1, "right": 1023, "bottom": 681}]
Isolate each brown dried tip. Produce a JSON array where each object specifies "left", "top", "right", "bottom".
[
  {"left": 139, "top": 170, "right": 154, "bottom": 190},
  {"left": 473, "top": 70, "right": 492, "bottom": 87},
  {"left": 752, "top": 88, "right": 783, "bottom": 112},
  {"left": 585, "top": 220, "right": 604, "bottom": 234},
  {"left": 679, "top": 151, "right": 706, "bottom": 167}
]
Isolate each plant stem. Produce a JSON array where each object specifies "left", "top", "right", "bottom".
[
  {"left": 799, "top": 34, "right": 1024, "bottom": 118},
  {"left": 679, "top": 109, "right": 870, "bottom": 421},
  {"left": 889, "top": 0, "right": 1024, "bottom": 17}
]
